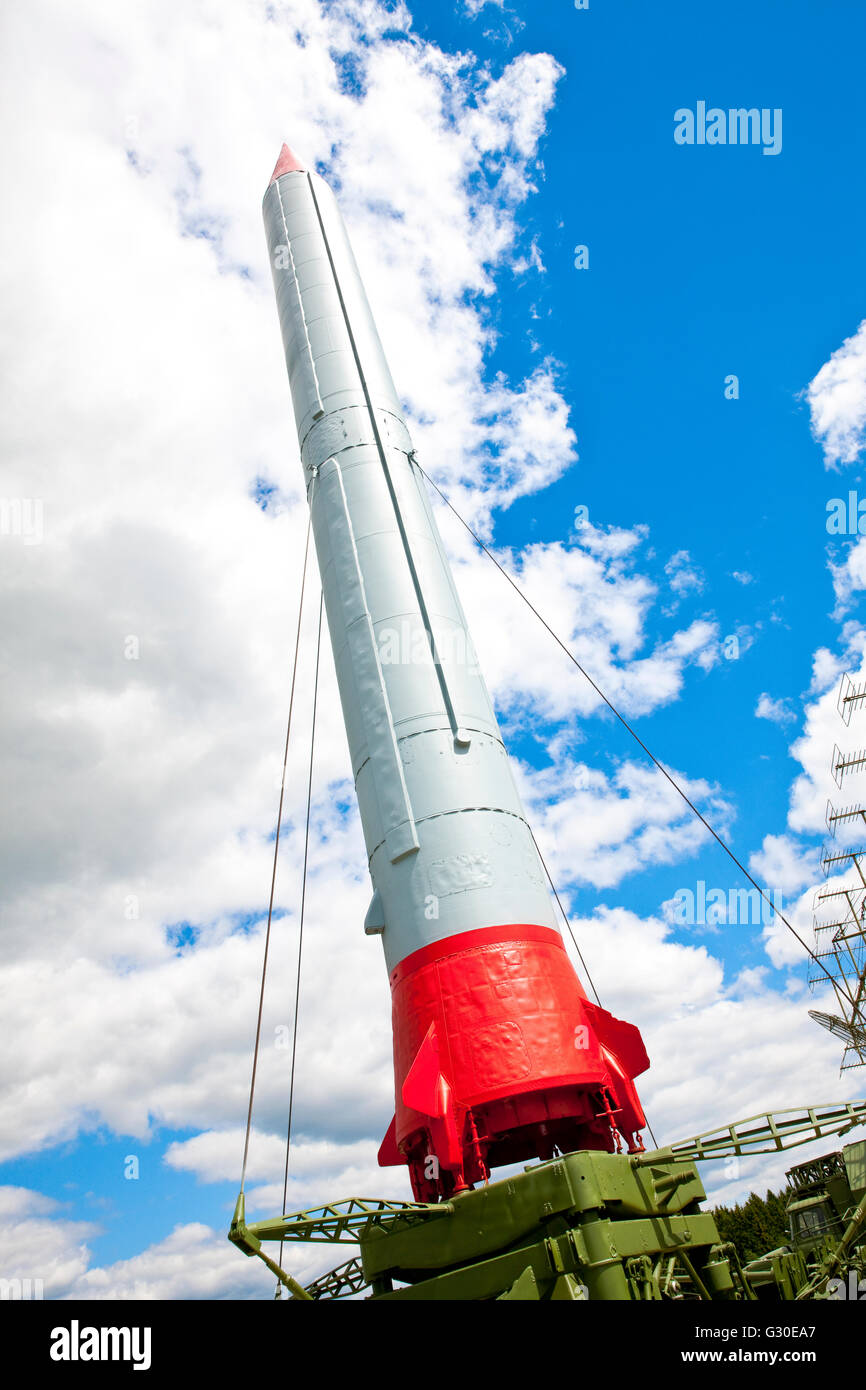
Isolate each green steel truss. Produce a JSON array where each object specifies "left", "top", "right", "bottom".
[
  {"left": 633, "top": 1100, "right": 866, "bottom": 1166},
  {"left": 234, "top": 1195, "right": 449, "bottom": 1246},
  {"left": 303, "top": 1257, "right": 369, "bottom": 1300}
]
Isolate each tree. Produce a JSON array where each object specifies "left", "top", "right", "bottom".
[{"left": 713, "top": 1187, "right": 789, "bottom": 1263}]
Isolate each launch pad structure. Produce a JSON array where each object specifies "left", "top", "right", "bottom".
[{"left": 230, "top": 1102, "right": 866, "bottom": 1301}]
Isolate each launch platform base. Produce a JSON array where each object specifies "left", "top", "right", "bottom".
[{"left": 229, "top": 1148, "right": 755, "bottom": 1301}]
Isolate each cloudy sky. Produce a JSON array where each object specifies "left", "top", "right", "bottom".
[{"left": 2, "top": 0, "right": 866, "bottom": 1300}]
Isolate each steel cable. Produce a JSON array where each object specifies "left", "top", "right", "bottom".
[
  {"left": 278, "top": 590, "right": 325, "bottom": 1284},
  {"left": 240, "top": 499, "right": 316, "bottom": 1196},
  {"left": 412, "top": 458, "right": 838, "bottom": 993}
]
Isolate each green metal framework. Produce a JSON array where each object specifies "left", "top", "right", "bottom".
[
  {"left": 229, "top": 1102, "right": 866, "bottom": 1301},
  {"left": 633, "top": 1100, "right": 866, "bottom": 1165},
  {"left": 239, "top": 1196, "right": 449, "bottom": 1245},
  {"left": 303, "top": 1258, "right": 370, "bottom": 1300}
]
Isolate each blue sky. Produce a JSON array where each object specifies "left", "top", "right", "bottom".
[
  {"left": 3, "top": 0, "right": 866, "bottom": 1298},
  {"left": 430, "top": 0, "right": 866, "bottom": 930}
]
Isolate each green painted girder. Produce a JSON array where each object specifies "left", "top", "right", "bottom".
[
  {"left": 303, "top": 1257, "right": 370, "bottom": 1300},
  {"left": 634, "top": 1100, "right": 866, "bottom": 1167},
  {"left": 242, "top": 1195, "right": 450, "bottom": 1245}
]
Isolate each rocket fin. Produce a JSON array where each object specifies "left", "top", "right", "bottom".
[
  {"left": 402, "top": 1021, "right": 447, "bottom": 1117},
  {"left": 377, "top": 1114, "right": 402, "bottom": 1167},
  {"left": 363, "top": 887, "right": 385, "bottom": 936},
  {"left": 400, "top": 1022, "right": 465, "bottom": 1176},
  {"left": 583, "top": 1001, "right": 649, "bottom": 1080}
]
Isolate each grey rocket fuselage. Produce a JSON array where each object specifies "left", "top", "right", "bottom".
[
  {"left": 262, "top": 155, "right": 559, "bottom": 972},
  {"left": 262, "top": 146, "right": 648, "bottom": 1199}
]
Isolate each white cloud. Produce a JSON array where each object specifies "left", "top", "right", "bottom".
[
  {"left": 788, "top": 645, "right": 866, "bottom": 837},
  {"left": 0, "top": 841, "right": 398, "bottom": 1160},
  {"left": 445, "top": 520, "right": 722, "bottom": 731},
  {"left": 0, "top": 1188, "right": 98, "bottom": 1295},
  {"left": 831, "top": 536, "right": 866, "bottom": 615},
  {"left": 519, "top": 757, "right": 732, "bottom": 890},
  {"left": 70, "top": 1222, "right": 277, "bottom": 1300},
  {"left": 2, "top": 0, "right": 861, "bottom": 1302},
  {"left": 0, "top": 1133, "right": 408, "bottom": 1299},
  {"left": 665, "top": 549, "right": 705, "bottom": 598},
  {"left": 750, "top": 629, "right": 866, "bottom": 985},
  {"left": 165, "top": 1130, "right": 412, "bottom": 1216},
  {"left": 748, "top": 834, "right": 818, "bottom": 898},
  {"left": 755, "top": 692, "right": 796, "bottom": 725},
  {"left": 0, "top": 0, "right": 572, "bottom": 1170},
  {"left": 67, "top": 1219, "right": 317, "bottom": 1300},
  {"left": 807, "top": 318, "right": 866, "bottom": 468},
  {"left": 808, "top": 645, "right": 847, "bottom": 695}
]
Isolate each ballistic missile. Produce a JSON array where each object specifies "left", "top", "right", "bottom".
[{"left": 262, "top": 144, "right": 649, "bottom": 1200}]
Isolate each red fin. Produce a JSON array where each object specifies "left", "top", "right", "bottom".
[
  {"left": 377, "top": 1113, "right": 402, "bottom": 1167},
  {"left": 584, "top": 1001, "right": 650, "bottom": 1079},
  {"left": 402, "top": 1022, "right": 446, "bottom": 1117}
]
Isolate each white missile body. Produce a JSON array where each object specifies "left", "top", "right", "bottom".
[
  {"left": 263, "top": 146, "right": 647, "bottom": 1199},
  {"left": 263, "top": 152, "right": 558, "bottom": 973}
]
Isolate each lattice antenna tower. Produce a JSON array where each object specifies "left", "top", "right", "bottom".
[{"left": 813, "top": 673, "right": 866, "bottom": 1068}]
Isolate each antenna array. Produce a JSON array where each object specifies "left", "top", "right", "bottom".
[{"left": 813, "top": 674, "right": 866, "bottom": 1069}]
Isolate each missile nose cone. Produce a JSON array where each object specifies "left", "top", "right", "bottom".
[{"left": 269, "top": 143, "right": 305, "bottom": 183}]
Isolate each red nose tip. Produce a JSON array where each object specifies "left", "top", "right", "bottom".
[{"left": 269, "top": 143, "right": 305, "bottom": 183}]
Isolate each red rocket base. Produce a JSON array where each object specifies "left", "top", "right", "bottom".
[{"left": 378, "top": 924, "right": 650, "bottom": 1201}]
